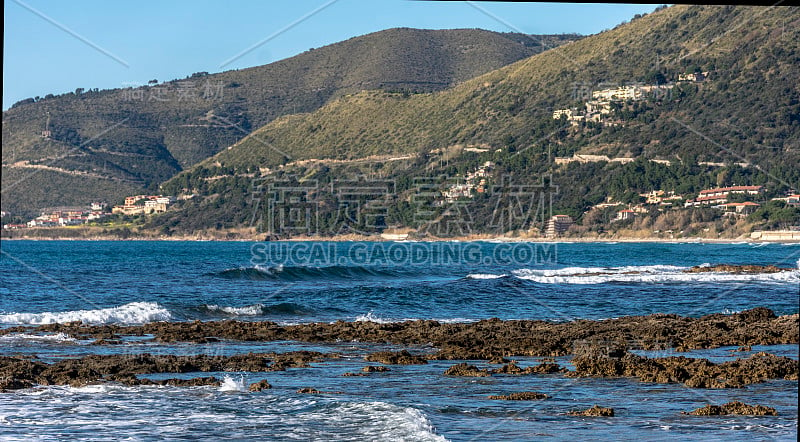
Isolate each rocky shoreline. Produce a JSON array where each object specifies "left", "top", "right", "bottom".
[
  {"left": 1, "top": 307, "right": 797, "bottom": 395},
  {"left": 5, "top": 307, "right": 795, "bottom": 359}
]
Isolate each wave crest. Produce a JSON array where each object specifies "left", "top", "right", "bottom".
[
  {"left": 0, "top": 302, "right": 172, "bottom": 325},
  {"left": 465, "top": 273, "right": 508, "bottom": 280},
  {"left": 200, "top": 302, "right": 313, "bottom": 317},
  {"left": 511, "top": 264, "right": 799, "bottom": 284}
]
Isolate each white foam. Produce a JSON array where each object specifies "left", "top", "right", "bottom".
[
  {"left": 219, "top": 375, "right": 246, "bottom": 392},
  {"left": 512, "top": 265, "right": 800, "bottom": 284},
  {"left": 0, "top": 332, "right": 77, "bottom": 343},
  {"left": 307, "top": 402, "right": 447, "bottom": 441},
  {"left": 0, "top": 302, "right": 172, "bottom": 325},
  {"left": 68, "top": 384, "right": 114, "bottom": 394},
  {"left": 205, "top": 304, "right": 264, "bottom": 316},
  {"left": 354, "top": 311, "right": 392, "bottom": 324},
  {"left": 353, "top": 313, "right": 476, "bottom": 324},
  {"left": 466, "top": 273, "right": 507, "bottom": 279}
]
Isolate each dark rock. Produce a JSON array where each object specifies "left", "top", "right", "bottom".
[
  {"left": 248, "top": 379, "right": 272, "bottom": 391},
  {"left": 444, "top": 363, "right": 490, "bottom": 377},
  {"left": 0, "top": 352, "right": 329, "bottom": 390},
  {"left": 684, "top": 401, "right": 777, "bottom": 416},
  {"left": 296, "top": 387, "right": 342, "bottom": 394},
  {"left": 488, "top": 391, "right": 548, "bottom": 400},
  {"left": 493, "top": 361, "right": 566, "bottom": 375},
  {"left": 161, "top": 377, "right": 221, "bottom": 387},
  {"left": 683, "top": 265, "right": 793, "bottom": 274},
  {"left": 365, "top": 350, "right": 427, "bottom": 365},
  {"left": 567, "top": 351, "right": 798, "bottom": 388},
  {"left": 568, "top": 405, "right": 614, "bottom": 417},
  {"left": 91, "top": 339, "right": 123, "bottom": 345},
  {"left": 5, "top": 308, "right": 796, "bottom": 362},
  {"left": 0, "top": 377, "right": 34, "bottom": 391},
  {"left": 494, "top": 361, "right": 524, "bottom": 374},
  {"left": 362, "top": 365, "right": 390, "bottom": 373}
]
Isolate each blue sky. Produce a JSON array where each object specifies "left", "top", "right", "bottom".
[{"left": 3, "top": 1, "right": 658, "bottom": 110}]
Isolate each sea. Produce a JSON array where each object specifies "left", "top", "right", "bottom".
[{"left": 1, "top": 240, "right": 798, "bottom": 441}]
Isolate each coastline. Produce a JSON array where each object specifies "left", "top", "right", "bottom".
[{"left": 1, "top": 231, "right": 797, "bottom": 243}]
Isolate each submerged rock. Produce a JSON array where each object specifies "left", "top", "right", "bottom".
[
  {"left": 297, "top": 387, "right": 321, "bottom": 394},
  {"left": 493, "top": 361, "right": 567, "bottom": 375},
  {"left": 684, "top": 401, "right": 777, "bottom": 416},
  {"left": 488, "top": 391, "right": 548, "bottom": 400},
  {"left": 362, "top": 365, "right": 390, "bottom": 373},
  {"left": 684, "top": 264, "right": 793, "bottom": 274},
  {"left": 568, "top": 405, "right": 615, "bottom": 417},
  {"left": 365, "top": 350, "right": 427, "bottom": 365},
  {"left": 297, "top": 387, "right": 342, "bottom": 394}
]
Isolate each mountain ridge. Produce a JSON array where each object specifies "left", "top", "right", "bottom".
[
  {"left": 152, "top": 4, "right": 799, "bottom": 236},
  {"left": 2, "top": 28, "right": 578, "bottom": 215}
]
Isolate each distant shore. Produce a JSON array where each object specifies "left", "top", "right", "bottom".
[{"left": 2, "top": 229, "right": 798, "bottom": 243}]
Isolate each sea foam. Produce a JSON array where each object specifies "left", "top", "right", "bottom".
[
  {"left": 510, "top": 264, "right": 799, "bottom": 284},
  {"left": 0, "top": 301, "right": 172, "bottom": 325},
  {"left": 0, "top": 332, "right": 77, "bottom": 343},
  {"left": 465, "top": 273, "right": 508, "bottom": 280}
]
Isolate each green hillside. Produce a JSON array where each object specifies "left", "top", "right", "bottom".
[
  {"left": 157, "top": 5, "right": 799, "bottom": 236},
  {"left": 2, "top": 29, "right": 576, "bottom": 216},
  {"left": 201, "top": 5, "right": 799, "bottom": 168}
]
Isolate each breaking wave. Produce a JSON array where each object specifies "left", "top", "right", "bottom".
[
  {"left": 0, "top": 302, "right": 172, "bottom": 325},
  {"left": 199, "top": 302, "right": 314, "bottom": 317},
  {"left": 354, "top": 311, "right": 475, "bottom": 324},
  {"left": 305, "top": 402, "right": 447, "bottom": 441},
  {"left": 509, "top": 264, "right": 800, "bottom": 284},
  {"left": 465, "top": 273, "right": 508, "bottom": 280}
]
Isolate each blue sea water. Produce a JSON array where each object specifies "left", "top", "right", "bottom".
[{"left": 0, "top": 240, "right": 798, "bottom": 440}]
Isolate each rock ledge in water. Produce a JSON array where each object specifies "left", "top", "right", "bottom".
[
  {"left": 248, "top": 379, "right": 272, "bottom": 392},
  {"left": 488, "top": 391, "right": 548, "bottom": 400},
  {"left": 568, "top": 405, "right": 614, "bottom": 417},
  {"left": 684, "top": 401, "right": 777, "bottom": 416},
  {"left": 444, "top": 363, "right": 491, "bottom": 377}
]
